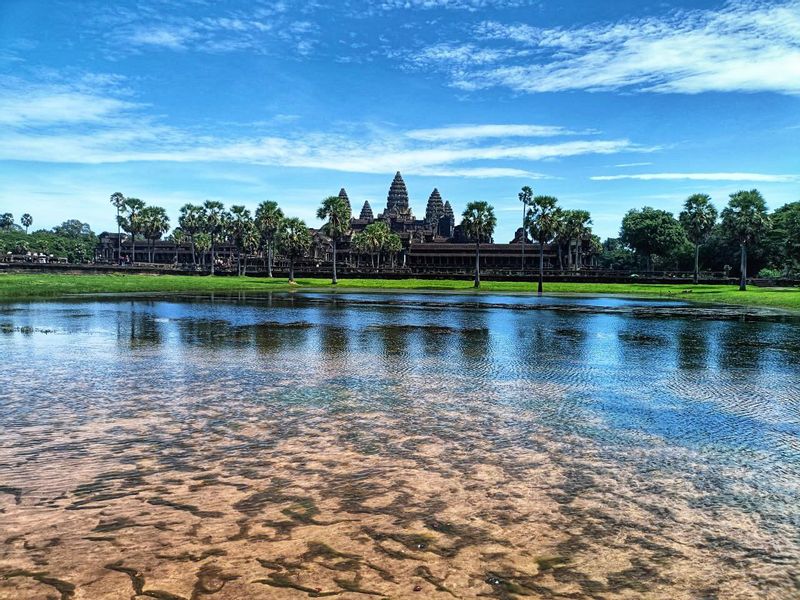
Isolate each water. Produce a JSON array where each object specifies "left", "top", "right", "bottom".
[{"left": 1, "top": 292, "right": 799, "bottom": 599}]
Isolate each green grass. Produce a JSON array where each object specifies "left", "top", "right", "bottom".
[{"left": 1, "top": 272, "right": 799, "bottom": 311}]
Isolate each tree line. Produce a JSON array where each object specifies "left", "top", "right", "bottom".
[
  {"left": 0, "top": 213, "right": 97, "bottom": 263},
  {"left": 3, "top": 186, "right": 797, "bottom": 292}
]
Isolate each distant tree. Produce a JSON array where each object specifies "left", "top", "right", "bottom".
[
  {"left": 620, "top": 207, "right": 686, "bottom": 272},
  {"left": 229, "top": 205, "right": 253, "bottom": 276},
  {"left": 118, "top": 198, "right": 145, "bottom": 265},
  {"left": 721, "top": 189, "right": 771, "bottom": 291},
  {"left": 241, "top": 222, "right": 260, "bottom": 276},
  {"left": 599, "top": 237, "right": 639, "bottom": 270},
  {"left": 679, "top": 193, "right": 718, "bottom": 284},
  {"left": 385, "top": 231, "right": 402, "bottom": 268},
  {"left": 518, "top": 185, "right": 533, "bottom": 271},
  {"left": 317, "top": 195, "right": 352, "bottom": 284},
  {"left": 254, "top": 201, "right": 285, "bottom": 278},
  {"left": 526, "top": 195, "right": 561, "bottom": 295},
  {"left": 461, "top": 201, "right": 497, "bottom": 288},
  {"left": 561, "top": 209, "right": 592, "bottom": 272},
  {"left": 278, "top": 217, "right": 311, "bottom": 283},
  {"left": 170, "top": 227, "right": 186, "bottom": 265},
  {"left": 52, "top": 219, "right": 93, "bottom": 238},
  {"left": 194, "top": 232, "right": 211, "bottom": 269},
  {"left": 0, "top": 213, "right": 13, "bottom": 230},
  {"left": 20, "top": 213, "right": 32, "bottom": 234},
  {"left": 140, "top": 205, "right": 170, "bottom": 263},
  {"left": 202, "top": 200, "right": 229, "bottom": 275},
  {"left": 110, "top": 192, "right": 126, "bottom": 262},
  {"left": 770, "top": 202, "right": 800, "bottom": 275},
  {"left": 362, "top": 221, "right": 391, "bottom": 268},
  {"left": 178, "top": 203, "right": 204, "bottom": 268}
]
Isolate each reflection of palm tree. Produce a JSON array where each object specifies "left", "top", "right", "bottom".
[
  {"left": 255, "top": 201, "right": 284, "bottom": 278},
  {"left": 317, "top": 195, "right": 352, "bottom": 284},
  {"left": 461, "top": 201, "right": 497, "bottom": 288},
  {"left": 279, "top": 218, "right": 312, "bottom": 283},
  {"left": 679, "top": 194, "right": 718, "bottom": 284}
]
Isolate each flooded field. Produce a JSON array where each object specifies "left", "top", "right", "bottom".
[{"left": 1, "top": 292, "right": 799, "bottom": 599}]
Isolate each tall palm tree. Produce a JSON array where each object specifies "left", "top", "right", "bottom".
[
  {"left": 518, "top": 185, "right": 532, "bottom": 272},
  {"left": 679, "top": 193, "right": 718, "bottom": 284},
  {"left": 140, "top": 206, "right": 170, "bottom": 263},
  {"left": 110, "top": 192, "right": 126, "bottom": 263},
  {"left": 202, "top": 200, "right": 228, "bottom": 275},
  {"left": 241, "top": 223, "right": 260, "bottom": 276},
  {"left": 526, "top": 195, "right": 561, "bottom": 295},
  {"left": 461, "top": 201, "right": 497, "bottom": 288},
  {"left": 561, "top": 210, "right": 592, "bottom": 272},
  {"left": 119, "top": 198, "right": 145, "bottom": 265},
  {"left": 194, "top": 232, "right": 211, "bottom": 269},
  {"left": 20, "top": 213, "right": 32, "bottom": 234},
  {"left": 721, "top": 189, "right": 771, "bottom": 291},
  {"left": 316, "top": 195, "right": 352, "bottom": 284},
  {"left": 229, "top": 205, "right": 253, "bottom": 276},
  {"left": 178, "top": 203, "right": 203, "bottom": 268},
  {"left": 278, "top": 217, "right": 312, "bottom": 283},
  {"left": 255, "top": 201, "right": 284, "bottom": 278},
  {"left": 170, "top": 227, "right": 186, "bottom": 265}
]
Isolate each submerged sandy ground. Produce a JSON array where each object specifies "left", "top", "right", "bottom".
[
  {"left": 1, "top": 382, "right": 797, "bottom": 600},
  {"left": 1, "top": 304, "right": 799, "bottom": 599}
]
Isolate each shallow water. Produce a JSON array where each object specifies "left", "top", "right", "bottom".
[{"left": 1, "top": 292, "right": 799, "bottom": 599}]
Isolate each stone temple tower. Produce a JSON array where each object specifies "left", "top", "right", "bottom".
[
  {"left": 439, "top": 200, "right": 455, "bottom": 238},
  {"left": 338, "top": 188, "right": 352, "bottom": 213},
  {"left": 359, "top": 200, "right": 374, "bottom": 222},
  {"left": 425, "top": 188, "right": 445, "bottom": 229},
  {"left": 385, "top": 171, "right": 410, "bottom": 215}
]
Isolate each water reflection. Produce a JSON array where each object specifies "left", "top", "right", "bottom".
[{"left": 0, "top": 292, "right": 799, "bottom": 599}]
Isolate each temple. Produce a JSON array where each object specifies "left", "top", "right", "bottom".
[
  {"left": 96, "top": 171, "right": 595, "bottom": 274},
  {"left": 345, "top": 172, "right": 457, "bottom": 243}
]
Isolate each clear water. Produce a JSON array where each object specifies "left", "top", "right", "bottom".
[{"left": 1, "top": 292, "right": 799, "bottom": 599}]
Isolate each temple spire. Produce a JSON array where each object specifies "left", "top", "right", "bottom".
[
  {"left": 386, "top": 171, "right": 410, "bottom": 213},
  {"left": 360, "top": 200, "right": 374, "bottom": 221},
  {"left": 338, "top": 188, "right": 352, "bottom": 212},
  {"left": 425, "top": 188, "right": 444, "bottom": 227}
]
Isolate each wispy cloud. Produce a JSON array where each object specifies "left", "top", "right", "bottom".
[
  {"left": 405, "top": 0, "right": 800, "bottom": 95},
  {"left": 0, "top": 78, "right": 646, "bottom": 178},
  {"left": 405, "top": 124, "right": 584, "bottom": 141},
  {"left": 614, "top": 162, "right": 653, "bottom": 168},
  {"left": 591, "top": 172, "right": 800, "bottom": 182}
]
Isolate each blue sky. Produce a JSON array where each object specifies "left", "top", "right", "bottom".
[{"left": 0, "top": 0, "right": 798, "bottom": 241}]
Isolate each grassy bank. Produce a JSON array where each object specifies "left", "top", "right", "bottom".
[{"left": 1, "top": 272, "right": 798, "bottom": 311}]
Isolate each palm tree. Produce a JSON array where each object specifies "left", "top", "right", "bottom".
[
  {"left": 194, "top": 232, "right": 211, "bottom": 270},
  {"left": 20, "top": 213, "right": 32, "bottom": 234},
  {"left": 679, "top": 193, "right": 718, "bottom": 284},
  {"left": 254, "top": 201, "right": 285, "bottom": 278},
  {"left": 363, "top": 221, "right": 390, "bottom": 268},
  {"left": 278, "top": 217, "right": 312, "bottom": 283},
  {"left": 562, "top": 210, "right": 592, "bottom": 272},
  {"left": 385, "top": 232, "right": 402, "bottom": 268},
  {"left": 229, "top": 205, "right": 253, "bottom": 276},
  {"left": 170, "top": 227, "right": 186, "bottom": 265},
  {"left": 316, "top": 195, "right": 352, "bottom": 284},
  {"left": 119, "top": 198, "right": 145, "bottom": 265},
  {"left": 241, "top": 223, "right": 260, "bottom": 276},
  {"left": 721, "top": 189, "right": 771, "bottom": 291},
  {"left": 202, "top": 200, "right": 228, "bottom": 275},
  {"left": 461, "top": 201, "right": 497, "bottom": 288},
  {"left": 140, "top": 206, "right": 170, "bottom": 263},
  {"left": 110, "top": 192, "right": 125, "bottom": 263},
  {"left": 526, "top": 195, "right": 561, "bottom": 295},
  {"left": 178, "top": 203, "right": 203, "bottom": 268},
  {"left": 518, "top": 185, "right": 532, "bottom": 272}
]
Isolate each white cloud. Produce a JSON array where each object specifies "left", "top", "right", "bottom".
[
  {"left": 0, "top": 90, "right": 140, "bottom": 126},
  {"left": 614, "top": 162, "right": 653, "bottom": 168},
  {"left": 405, "top": 124, "right": 582, "bottom": 141},
  {"left": 408, "top": 1, "right": 800, "bottom": 95},
  {"left": 591, "top": 172, "right": 800, "bottom": 182}
]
